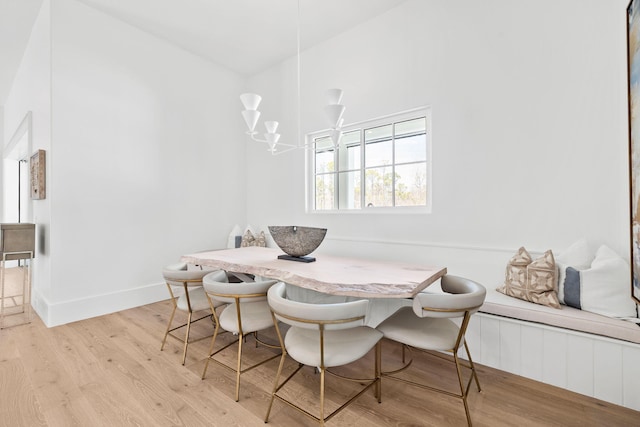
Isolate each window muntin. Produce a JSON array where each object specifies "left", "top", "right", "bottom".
[{"left": 309, "top": 108, "right": 430, "bottom": 212}]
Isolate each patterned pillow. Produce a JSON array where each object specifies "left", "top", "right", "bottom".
[
  {"left": 241, "top": 230, "right": 266, "bottom": 247},
  {"left": 497, "top": 247, "right": 560, "bottom": 309},
  {"left": 503, "top": 247, "right": 531, "bottom": 290}
]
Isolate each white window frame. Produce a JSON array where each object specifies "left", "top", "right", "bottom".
[{"left": 306, "top": 107, "right": 432, "bottom": 214}]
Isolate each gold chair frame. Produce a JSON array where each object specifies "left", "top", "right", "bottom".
[
  {"left": 201, "top": 290, "right": 281, "bottom": 402},
  {"left": 265, "top": 310, "right": 381, "bottom": 426},
  {"left": 160, "top": 277, "right": 215, "bottom": 365},
  {"left": 381, "top": 304, "right": 482, "bottom": 427}
]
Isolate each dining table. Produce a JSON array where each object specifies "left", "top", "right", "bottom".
[
  {"left": 181, "top": 246, "right": 447, "bottom": 326},
  {"left": 182, "top": 246, "right": 446, "bottom": 297}
]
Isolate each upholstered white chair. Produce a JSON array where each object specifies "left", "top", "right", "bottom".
[
  {"left": 201, "top": 274, "right": 280, "bottom": 402},
  {"left": 376, "top": 275, "right": 486, "bottom": 426},
  {"left": 265, "top": 282, "right": 383, "bottom": 426},
  {"left": 160, "top": 263, "right": 226, "bottom": 365}
]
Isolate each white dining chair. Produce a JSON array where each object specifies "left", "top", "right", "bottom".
[
  {"left": 376, "top": 275, "right": 486, "bottom": 426},
  {"left": 160, "top": 263, "right": 226, "bottom": 365},
  {"left": 265, "top": 282, "right": 383, "bottom": 426},
  {"left": 201, "top": 274, "right": 280, "bottom": 402}
]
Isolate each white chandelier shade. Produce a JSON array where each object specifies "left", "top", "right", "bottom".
[
  {"left": 325, "top": 88, "right": 345, "bottom": 147},
  {"left": 324, "top": 104, "right": 346, "bottom": 129},
  {"left": 325, "top": 88, "right": 344, "bottom": 105},
  {"left": 264, "top": 120, "right": 279, "bottom": 134},
  {"left": 241, "top": 109, "right": 261, "bottom": 134},
  {"left": 330, "top": 128, "right": 342, "bottom": 147},
  {"left": 240, "top": 93, "right": 262, "bottom": 111}
]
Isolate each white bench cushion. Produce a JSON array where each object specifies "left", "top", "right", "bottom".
[{"left": 481, "top": 288, "right": 640, "bottom": 344}]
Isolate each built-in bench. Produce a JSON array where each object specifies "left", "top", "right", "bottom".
[
  {"left": 464, "top": 288, "right": 640, "bottom": 412},
  {"left": 481, "top": 288, "right": 640, "bottom": 344}
]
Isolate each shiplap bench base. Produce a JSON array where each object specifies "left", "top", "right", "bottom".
[{"left": 463, "top": 289, "right": 640, "bottom": 411}]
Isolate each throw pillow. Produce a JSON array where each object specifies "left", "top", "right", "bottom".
[
  {"left": 241, "top": 229, "right": 266, "bottom": 247},
  {"left": 555, "top": 238, "right": 594, "bottom": 304},
  {"left": 497, "top": 247, "right": 560, "bottom": 308},
  {"left": 559, "top": 245, "right": 637, "bottom": 318},
  {"left": 227, "top": 224, "right": 242, "bottom": 248},
  {"left": 504, "top": 246, "right": 532, "bottom": 290}
]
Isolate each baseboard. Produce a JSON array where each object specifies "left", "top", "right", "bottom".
[{"left": 32, "top": 282, "right": 168, "bottom": 328}]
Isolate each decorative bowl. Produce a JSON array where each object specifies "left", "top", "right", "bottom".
[{"left": 268, "top": 226, "right": 327, "bottom": 258}]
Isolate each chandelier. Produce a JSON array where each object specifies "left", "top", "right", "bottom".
[
  {"left": 240, "top": 88, "right": 346, "bottom": 154},
  {"left": 238, "top": 1, "right": 346, "bottom": 154}
]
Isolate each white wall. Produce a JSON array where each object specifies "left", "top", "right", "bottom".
[
  {"left": 245, "top": 63, "right": 301, "bottom": 230},
  {"left": 4, "top": 0, "right": 247, "bottom": 326},
  {"left": 246, "top": 0, "right": 631, "bottom": 288}
]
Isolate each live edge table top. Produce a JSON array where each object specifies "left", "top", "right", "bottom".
[{"left": 181, "top": 247, "right": 447, "bottom": 299}]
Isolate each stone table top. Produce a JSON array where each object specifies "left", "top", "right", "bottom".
[{"left": 181, "top": 247, "right": 447, "bottom": 299}]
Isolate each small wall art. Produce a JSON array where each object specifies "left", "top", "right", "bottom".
[{"left": 30, "top": 149, "right": 45, "bottom": 200}]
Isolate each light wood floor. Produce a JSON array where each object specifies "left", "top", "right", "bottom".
[{"left": 1, "top": 284, "right": 639, "bottom": 425}]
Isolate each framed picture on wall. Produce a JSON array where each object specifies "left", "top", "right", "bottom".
[
  {"left": 30, "top": 149, "right": 45, "bottom": 200},
  {"left": 628, "top": 0, "right": 640, "bottom": 304}
]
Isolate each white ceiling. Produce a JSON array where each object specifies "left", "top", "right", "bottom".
[{"left": 0, "top": 0, "right": 405, "bottom": 106}]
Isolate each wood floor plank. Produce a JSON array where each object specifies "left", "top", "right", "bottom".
[
  {"left": 2, "top": 295, "right": 639, "bottom": 426},
  {"left": 0, "top": 324, "right": 20, "bottom": 360},
  {"left": 0, "top": 358, "right": 47, "bottom": 427},
  {"left": 69, "top": 317, "right": 213, "bottom": 426},
  {"left": 85, "top": 306, "right": 267, "bottom": 426},
  {"left": 11, "top": 320, "right": 107, "bottom": 427}
]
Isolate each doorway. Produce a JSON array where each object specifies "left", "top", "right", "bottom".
[{"left": 2, "top": 111, "right": 32, "bottom": 224}]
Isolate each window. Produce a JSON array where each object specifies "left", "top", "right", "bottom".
[{"left": 308, "top": 108, "right": 431, "bottom": 212}]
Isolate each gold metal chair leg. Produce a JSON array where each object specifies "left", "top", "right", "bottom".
[
  {"left": 464, "top": 339, "right": 481, "bottom": 392},
  {"left": 202, "top": 321, "right": 221, "bottom": 379},
  {"left": 319, "top": 367, "right": 325, "bottom": 426},
  {"left": 454, "top": 353, "right": 472, "bottom": 427},
  {"left": 235, "top": 333, "right": 244, "bottom": 402},
  {"left": 375, "top": 341, "right": 382, "bottom": 402},
  {"left": 264, "top": 350, "right": 288, "bottom": 422},
  {"left": 181, "top": 311, "right": 193, "bottom": 365},
  {"left": 161, "top": 305, "right": 177, "bottom": 351}
]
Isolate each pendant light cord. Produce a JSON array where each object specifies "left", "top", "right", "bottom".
[{"left": 297, "top": 0, "right": 301, "bottom": 148}]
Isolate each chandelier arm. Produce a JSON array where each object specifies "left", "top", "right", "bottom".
[
  {"left": 271, "top": 144, "right": 299, "bottom": 156},
  {"left": 250, "top": 134, "right": 268, "bottom": 143}
]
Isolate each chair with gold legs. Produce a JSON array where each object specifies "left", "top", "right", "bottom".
[
  {"left": 376, "top": 275, "right": 486, "bottom": 426},
  {"left": 265, "top": 282, "right": 383, "bottom": 426},
  {"left": 201, "top": 274, "right": 279, "bottom": 402},
  {"left": 160, "top": 263, "right": 226, "bottom": 365}
]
